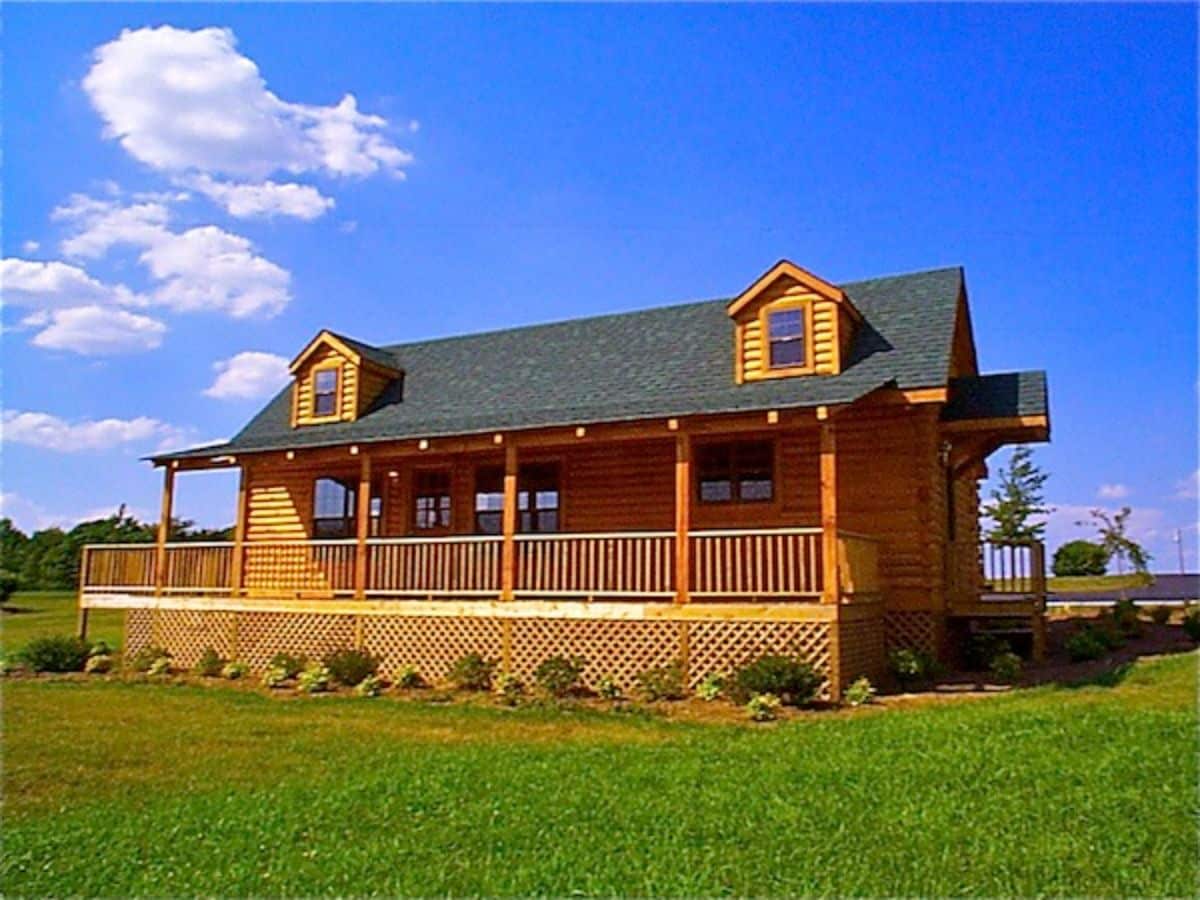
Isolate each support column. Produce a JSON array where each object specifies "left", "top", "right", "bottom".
[
  {"left": 674, "top": 433, "right": 691, "bottom": 604},
  {"left": 500, "top": 443, "right": 518, "bottom": 600},
  {"left": 354, "top": 455, "right": 372, "bottom": 600},
  {"left": 819, "top": 417, "right": 839, "bottom": 604},
  {"left": 76, "top": 545, "right": 90, "bottom": 640},
  {"left": 154, "top": 465, "right": 176, "bottom": 595},
  {"left": 1031, "top": 541, "right": 1047, "bottom": 663},
  {"left": 229, "top": 466, "right": 248, "bottom": 597}
]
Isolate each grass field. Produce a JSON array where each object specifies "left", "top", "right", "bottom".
[
  {"left": 1047, "top": 573, "right": 1155, "bottom": 594},
  {"left": 3, "top": 631, "right": 1196, "bottom": 896},
  {"left": 1, "top": 591, "right": 123, "bottom": 655}
]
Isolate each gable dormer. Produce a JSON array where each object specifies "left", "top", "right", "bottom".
[
  {"left": 728, "top": 261, "right": 862, "bottom": 383},
  {"left": 289, "top": 330, "right": 402, "bottom": 427}
]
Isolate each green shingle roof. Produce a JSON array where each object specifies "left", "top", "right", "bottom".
[
  {"left": 943, "top": 371, "right": 1049, "bottom": 421},
  {"left": 156, "top": 266, "right": 1048, "bottom": 461}
]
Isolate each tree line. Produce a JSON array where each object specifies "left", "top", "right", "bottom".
[{"left": 0, "top": 507, "right": 232, "bottom": 597}]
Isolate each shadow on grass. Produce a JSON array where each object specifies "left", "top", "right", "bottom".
[{"left": 1063, "top": 660, "right": 1135, "bottom": 690}]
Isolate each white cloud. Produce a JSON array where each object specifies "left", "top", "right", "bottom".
[
  {"left": 204, "top": 350, "right": 290, "bottom": 399},
  {"left": 183, "top": 174, "right": 334, "bottom": 220},
  {"left": 21, "top": 240, "right": 40, "bottom": 254},
  {"left": 29, "top": 305, "right": 165, "bottom": 355},
  {"left": 1176, "top": 469, "right": 1199, "bottom": 500},
  {"left": 1097, "top": 483, "right": 1130, "bottom": 500},
  {"left": 83, "top": 26, "right": 412, "bottom": 180},
  {"left": 0, "top": 257, "right": 140, "bottom": 309},
  {"left": 2, "top": 409, "right": 183, "bottom": 452},
  {"left": 0, "top": 491, "right": 154, "bottom": 532},
  {"left": 53, "top": 194, "right": 171, "bottom": 260}
]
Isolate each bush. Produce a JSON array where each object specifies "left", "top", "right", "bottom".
[
  {"left": 324, "top": 648, "right": 380, "bottom": 687},
  {"left": 148, "top": 657, "right": 172, "bottom": 676},
  {"left": 596, "top": 675, "right": 622, "bottom": 700},
  {"left": 129, "top": 645, "right": 171, "bottom": 673},
  {"left": 1090, "top": 618, "right": 1124, "bottom": 650},
  {"left": 221, "top": 661, "right": 248, "bottom": 680},
  {"left": 394, "top": 665, "right": 424, "bottom": 689},
  {"left": 194, "top": 647, "right": 225, "bottom": 677},
  {"left": 20, "top": 635, "right": 90, "bottom": 673},
  {"left": 695, "top": 672, "right": 724, "bottom": 702},
  {"left": 493, "top": 672, "right": 525, "bottom": 706},
  {"left": 262, "top": 665, "right": 290, "bottom": 689},
  {"left": 729, "top": 654, "right": 821, "bottom": 706},
  {"left": 1052, "top": 540, "right": 1109, "bottom": 577},
  {"left": 0, "top": 568, "right": 20, "bottom": 605},
  {"left": 1183, "top": 608, "right": 1200, "bottom": 642},
  {"left": 0, "top": 653, "right": 20, "bottom": 676},
  {"left": 964, "top": 633, "right": 1010, "bottom": 672},
  {"left": 268, "top": 652, "right": 308, "bottom": 679},
  {"left": 746, "top": 693, "right": 782, "bottom": 722},
  {"left": 297, "top": 663, "right": 331, "bottom": 693},
  {"left": 843, "top": 676, "right": 876, "bottom": 707},
  {"left": 88, "top": 640, "right": 113, "bottom": 658},
  {"left": 1111, "top": 598, "right": 1143, "bottom": 639},
  {"left": 635, "top": 662, "right": 685, "bottom": 701},
  {"left": 448, "top": 653, "right": 497, "bottom": 691},
  {"left": 84, "top": 653, "right": 114, "bottom": 674},
  {"left": 1065, "top": 628, "right": 1107, "bottom": 662},
  {"left": 989, "top": 651, "right": 1023, "bottom": 684},
  {"left": 355, "top": 674, "right": 384, "bottom": 698},
  {"left": 888, "top": 648, "right": 941, "bottom": 690},
  {"left": 533, "top": 655, "right": 586, "bottom": 697},
  {"left": 1150, "top": 605, "right": 1172, "bottom": 626}
]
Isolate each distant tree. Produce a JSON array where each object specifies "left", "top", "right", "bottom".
[
  {"left": 19, "top": 528, "right": 66, "bottom": 589},
  {"left": 0, "top": 518, "right": 29, "bottom": 574},
  {"left": 1078, "top": 506, "right": 1151, "bottom": 577},
  {"left": 1052, "top": 539, "right": 1109, "bottom": 577},
  {"left": 0, "top": 568, "right": 19, "bottom": 605},
  {"left": 982, "top": 446, "right": 1051, "bottom": 542},
  {"left": 170, "top": 518, "right": 235, "bottom": 542}
]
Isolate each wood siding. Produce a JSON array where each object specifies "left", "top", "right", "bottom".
[
  {"left": 734, "top": 278, "right": 846, "bottom": 380},
  {"left": 293, "top": 345, "right": 358, "bottom": 425}
]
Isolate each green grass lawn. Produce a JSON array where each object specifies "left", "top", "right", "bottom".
[
  {"left": 2, "top": 648, "right": 1196, "bottom": 896},
  {"left": 1047, "top": 573, "right": 1155, "bottom": 594},
  {"left": 1, "top": 591, "right": 123, "bottom": 654}
]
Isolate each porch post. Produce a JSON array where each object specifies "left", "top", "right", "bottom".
[
  {"left": 674, "top": 433, "right": 691, "bottom": 604},
  {"left": 819, "top": 417, "right": 839, "bottom": 604},
  {"left": 154, "top": 464, "right": 175, "bottom": 595},
  {"left": 229, "top": 466, "right": 248, "bottom": 597},
  {"left": 501, "top": 443, "right": 518, "bottom": 600},
  {"left": 354, "top": 455, "right": 372, "bottom": 600}
]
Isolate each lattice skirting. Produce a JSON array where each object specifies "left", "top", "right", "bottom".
[
  {"left": 839, "top": 614, "right": 887, "bottom": 686},
  {"left": 125, "top": 609, "right": 837, "bottom": 694},
  {"left": 884, "top": 610, "right": 938, "bottom": 657}
]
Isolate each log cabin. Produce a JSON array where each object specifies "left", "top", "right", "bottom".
[{"left": 78, "top": 260, "right": 1050, "bottom": 698}]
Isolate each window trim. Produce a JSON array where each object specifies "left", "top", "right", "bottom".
[
  {"left": 412, "top": 467, "right": 453, "bottom": 533},
  {"left": 757, "top": 300, "right": 815, "bottom": 377},
  {"left": 694, "top": 438, "right": 777, "bottom": 506},
  {"left": 309, "top": 363, "right": 342, "bottom": 421},
  {"left": 472, "top": 460, "right": 562, "bottom": 535}
]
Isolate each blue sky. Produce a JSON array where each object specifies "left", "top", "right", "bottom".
[{"left": 2, "top": 3, "right": 1196, "bottom": 569}]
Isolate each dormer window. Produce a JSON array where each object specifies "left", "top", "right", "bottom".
[
  {"left": 768, "top": 308, "right": 806, "bottom": 369},
  {"left": 313, "top": 368, "right": 339, "bottom": 417}
]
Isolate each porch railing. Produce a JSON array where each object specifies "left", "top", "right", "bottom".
[
  {"left": 79, "top": 527, "right": 880, "bottom": 602},
  {"left": 980, "top": 540, "right": 1047, "bottom": 597}
]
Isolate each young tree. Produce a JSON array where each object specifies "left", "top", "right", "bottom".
[
  {"left": 1078, "top": 506, "right": 1151, "bottom": 577},
  {"left": 982, "top": 446, "right": 1051, "bottom": 541}
]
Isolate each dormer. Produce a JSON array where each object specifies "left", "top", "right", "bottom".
[
  {"left": 728, "top": 261, "right": 862, "bottom": 383},
  {"left": 289, "top": 330, "right": 403, "bottom": 427}
]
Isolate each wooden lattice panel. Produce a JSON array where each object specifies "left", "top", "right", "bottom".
[
  {"left": 155, "top": 610, "right": 236, "bottom": 667},
  {"left": 509, "top": 618, "right": 681, "bottom": 690},
  {"left": 688, "top": 620, "right": 831, "bottom": 693},
  {"left": 363, "top": 616, "right": 504, "bottom": 681},
  {"left": 124, "top": 609, "right": 153, "bottom": 658},
  {"left": 884, "top": 611, "right": 937, "bottom": 656},
  {"left": 839, "top": 615, "right": 887, "bottom": 686},
  {"left": 234, "top": 612, "right": 356, "bottom": 670}
]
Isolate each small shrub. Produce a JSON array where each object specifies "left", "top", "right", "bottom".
[
  {"left": 394, "top": 665, "right": 424, "bottom": 689},
  {"left": 147, "top": 656, "right": 172, "bottom": 676},
  {"left": 596, "top": 675, "right": 622, "bottom": 700},
  {"left": 84, "top": 653, "right": 114, "bottom": 674},
  {"left": 0, "top": 653, "right": 20, "bottom": 676},
  {"left": 1091, "top": 618, "right": 1125, "bottom": 650},
  {"left": 355, "top": 674, "right": 384, "bottom": 697},
  {"left": 1111, "top": 598, "right": 1143, "bottom": 638},
  {"left": 843, "top": 676, "right": 876, "bottom": 707},
  {"left": 1183, "top": 608, "right": 1200, "bottom": 642},
  {"left": 746, "top": 692, "right": 782, "bottom": 722},
  {"left": 695, "top": 672, "right": 725, "bottom": 702},
  {"left": 194, "top": 647, "right": 225, "bottom": 677},
  {"left": 297, "top": 663, "right": 331, "bottom": 694},
  {"left": 1065, "top": 628, "right": 1107, "bottom": 662},
  {"left": 262, "top": 666, "right": 290, "bottom": 689},
  {"left": 493, "top": 672, "right": 525, "bottom": 706},
  {"left": 1150, "top": 605, "right": 1172, "bottom": 626},
  {"left": 533, "top": 655, "right": 586, "bottom": 697},
  {"left": 221, "top": 661, "right": 248, "bottom": 680},
  {"left": 448, "top": 653, "right": 497, "bottom": 691},
  {"left": 989, "top": 650, "right": 1023, "bottom": 684},
  {"left": 129, "top": 645, "right": 171, "bottom": 673},
  {"left": 729, "top": 654, "right": 821, "bottom": 706},
  {"left": 20, "top": 635, "right": 91, "bottom": 673},
  {"left": 964, "top": 633, "right": 1009, "bottom": 672},
  {"left": 88, "top": 640, "right": 113, "bottom": 658},
  {"left": 888, "top": 648, "right": 940, "bottom": 690},
  {"left": 635, "top": 662, "right": 685, "bottom": 701},
  {"left": 324, "top": 648, "right": 380, "bottom": 687},
  {"left": 268, "top": 652, "right": 307, "bottom": 679}
]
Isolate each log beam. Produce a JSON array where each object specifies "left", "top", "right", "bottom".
[{"left": 500, "top": 443, "right": 519, "bottom": 600}]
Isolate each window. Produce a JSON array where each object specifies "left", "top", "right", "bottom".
[
  {"left": 697, "top": 441, "right": 774, "bottom": 503},
  {"left": 473, "top": 463, "right": 560, "bottom": 534},
  {"left": 414, "top": 470, "right": 452, "bottom": 530},
  {"left": 767, "top": 308, "right": 806, "bottom": 369},
  {"left": 313, "top": 368, "right": 339, "bottom": 417},
  {"left": 313, "top": 477, "right": 355, "bottom": 538}
]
